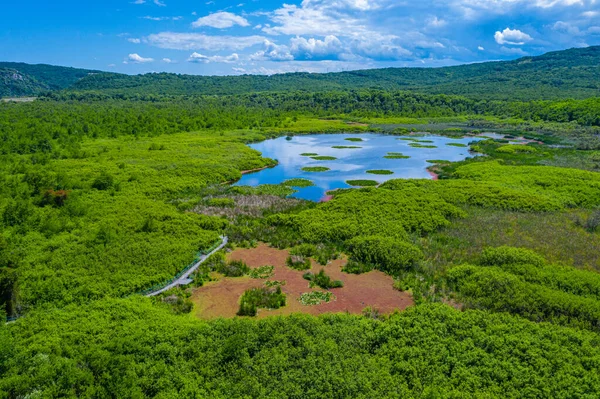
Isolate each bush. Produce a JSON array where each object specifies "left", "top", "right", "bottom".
[
  {"left": 91, "top": 171, "right": 115, "bottom": 190},
  {"left": 346, "top": 235, "right": 423, "bottom": 274},
  {"left": 286, "top": 255, "right": 311, "bottom": 271},
  {"left": 342, "top": 260, "right": 374, "bottom": 275},
  {"left": 207, "top": 198, "right": 235, "bottom": 208},
  {"left": 480, "top": 246, "right": 546, "bottom": 267},
  {"left": 217, "top": 260, "right": 250, "bottom": 277},
  {"left": 237, "top": 287, "right": 286, "bottom": 316},
  {"left": 303, "top": 269, "right": 343, "bottom": 289}
]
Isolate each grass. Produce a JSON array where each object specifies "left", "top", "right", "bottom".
[
  {"left": 249, "top": 265, "right": 275, "bottom": 279},
  {"left": 346, "top": 180, "right": 379, "bottom": 187},
  {"left": 422, "top": 207, "right": 600, "bottom": 272},
  {"left": 302, "top": 166, "right": 330, "bottom": 172},
  {"left": 310, "top": 156, "right": 338, "bottom": 161},
  {"left": 367, "top": 170, "right": 394, "bottom": 175}
]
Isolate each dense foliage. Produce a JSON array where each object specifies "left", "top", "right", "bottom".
[{"left": 3, "top": 300, "right": 600, "bottom": 397}]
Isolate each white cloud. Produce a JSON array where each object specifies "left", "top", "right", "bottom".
[
  {"left": 192, "top": 12, "right": 250, "bottom": 29},
  {"left": 162, "top": 58, "right": 174, "bottom": 63},
  {"left": 188, "top": 52, "right": 240, "bottom": 63},
  {"left": 146, "top": 32, "right": 266, "bottom": 51},
  {"left": 478, "top": 45, "right": 485, "bottom": 50},
  {"left": 154, "top": 0, "right": 166, "bottom": 6},
  {"left": 251, "top": 40, "right": 294, "bottom": 61},
  {"left": 128, "top": 38, "right": 141, "bottom": 44},
  {"left": 126, "top": 53, "right": 154, "bottom": 63},
  {"left": 494, "top": 28, "right": 533, "bottom": 45},
  {"left": 132, "top": 0, "right": 145, "bottom": 4},
  {"left": 290, "top": 35, "right": 345, "bottom": 60}
]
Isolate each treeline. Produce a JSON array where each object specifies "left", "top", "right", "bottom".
[{"left": 2, "top": 90, "right": 600, "bottom": 157}]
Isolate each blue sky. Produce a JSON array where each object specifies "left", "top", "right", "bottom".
[{"left": 1, "top": 0, "right": 600, "bottom": 76}]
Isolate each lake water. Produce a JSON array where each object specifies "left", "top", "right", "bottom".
[{"left": 235, "top": 133, "right": 481, "bottom": 202}]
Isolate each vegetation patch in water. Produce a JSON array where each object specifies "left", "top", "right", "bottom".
[
  {"left": 346, "top": 180, "right": 379, "bottom": 187},
  {"left": 300, "top": 153, "right": 319, "bottom": 156},
  {"left": 310, "top": 156, "right": 338, "bottom": 161},
  {"left": 385, "top": 154, "right": 411, "bottom": 159},
  {"left": 332, "top": 146, "right": 362, "bottom": 149},
  {"left": 302, "top": 166, "right": 330, "bottom": 172},
  {"left": 427, "top": 160, "right": 451, "bottom": 164},
  {"left": 367, "top": 170, "right": 394, "bottom": 175},
  {"left": 446, "top": 143, "right": 468, "bottom": 147},
  {"left": 345, "top": 138, "right": 364, "bottom": 142},
  {"left": 409, "top": 143, "right": 438, "bottom": 149},
  {"left": 283, "top": 178, "right": 315, "bottom": 187}
]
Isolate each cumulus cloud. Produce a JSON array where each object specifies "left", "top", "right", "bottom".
[
  {"left": 188, "top": 52, "right": 240, "bottom": 63},
  {"left": 494, "top": 28, "right": 533, "bottom": 45},
  {"left": 162, "top": 58, "right": 174, "bottom": 63},
  {"left": 192, "top": 12, "right": 250, "bottom": 29},
  {"left": 146, "top": 32, "right": 266, "bottom": 51},
  {"left": 251, "top": 40, "right": 294, "bottom": 61},
  {"left": 127, "top": 38, "right": 141, "bottom": 44},
  {"left": 125, "top": 53, "right": 154, "bottom": 64},
  {"left": 290, "top": 35, "right": 345, "bottom": 60}
]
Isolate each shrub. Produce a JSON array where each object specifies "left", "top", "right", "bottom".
[
  {"left": 342, "top": 260, "right": 374, "bottom": 275},
  {"left": 480, "top": 246, "right": 546, "bottom": 267},
  {"left": 217, "top": 259, "right": 250, "bottom": 277},
  {"left": 286, "top": 255, "right": 311, "bottom": 271},
  {"left": 91, "top": 171, "right": 115, "bottom": 190},
  {"left": 237, "top": 287, "right": 286, "bottom": 316},
  {"left": 207, "top": 198, "right": 235, "bottom": 208},
  {"left": 303, "top": 269, "right": 343, "bottom": 289},
  {"left": 249, "top": 265, "right": 275, "bottom": 279},
  {"left": 346, "top": 235, "right": 423, "bottom": 274}
]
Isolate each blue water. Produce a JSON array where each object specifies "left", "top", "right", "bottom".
[{"left": 235, "top": 133, "right": 481, "bottom": 201}]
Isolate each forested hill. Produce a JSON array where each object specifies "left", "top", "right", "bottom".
[
  {"left": 0, "top": 62, "right": 100, "bottom": 97},
  {"left": 69, "top": 46, "right": 600, "bottom": 100}
]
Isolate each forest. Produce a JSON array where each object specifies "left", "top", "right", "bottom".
[{"left": 2, "top": 46, "right": 600, "bottom": 398}]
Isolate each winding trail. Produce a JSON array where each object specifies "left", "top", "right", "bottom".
[{"left": 146, "top": 236, "right": 228, "bottom": 297}]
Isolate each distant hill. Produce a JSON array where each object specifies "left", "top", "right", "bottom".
[
  {"left": 3, "top": 46, "right": 600, "bottom": 100},
  {"left": 69, "top": 46, "right": 600, "bottom": 100},
  {"left": 0, "top": 62, "right": 101, "bottom": 97}
]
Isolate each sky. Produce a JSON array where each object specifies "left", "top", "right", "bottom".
[{"left": 1, "top": 0, "right": 600, "bottom": 76}]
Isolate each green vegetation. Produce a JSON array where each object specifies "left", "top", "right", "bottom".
[
  {"left": 286, "top": 255, "right": 312, "bottom": 271},
  {"left": 300, "top": 153, "right": 318, "bottom": 156},
  {"left": 237, "top": 286, "right": 286, "bottom": 316},
  {"left": 249, "top": 265, "right": 275, "bottom": 279},
  {"left": 4, "top": 46, "right": 600, "bottom": 395},
  {"left": 446, "top": 143, "right": 467, "bottom": 147},
  {"left": 282, "top": 178, "right": 314, "bottom": 187},
  {"left": 409, "top": 143, "right": 438, "bottom": 149},
  {"left": 310, "top": 156, "right": 337, "bottom": 160},
  {"left": 302, "top": 166, "right": 330, "bottom": 172},
  {"left": 303, "top": 269, "right": 344, "bottom": 289},
  {"left": 332, "top": 145, "right": 362, "bottom": 149},
  {"left": 299, "top": 291, "right": 334, "bottom": 305},
  {"left": 346, "top": 180, "right": 379, "bottom": 186},
  {"left": 345, "top": 137, "right": 364, "bottom": 142},
  {"left": 385, "top": 154, "right": 411, "bottom": 159},
  {"left": 366, "top": 169, "right": 394, "bottom": 175}
]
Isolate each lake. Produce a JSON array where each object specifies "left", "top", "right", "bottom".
[{"left": 235, "top": 133, "right": 481, "bottom": 201}]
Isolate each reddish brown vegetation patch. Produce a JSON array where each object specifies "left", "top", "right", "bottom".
[{"left": 191, "top": 243, "right": 413, "bottom": 319}]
